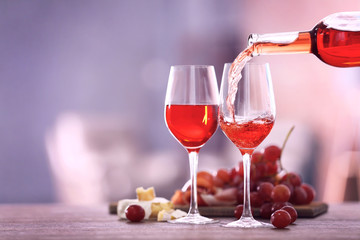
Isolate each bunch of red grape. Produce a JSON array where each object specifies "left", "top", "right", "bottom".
[
  {"left": 169, "top": 127, "right": 318, "bottom": 228},
  {"left": 232, "top": 144, "right": 316, "bottom": 228},
  {"left": 171, "top": 143, "right": 316, "bottom": 206},
  {"left": 243, "top": 145, "right": 316, "bottom": 206},
  {"left": 171, "top": 141, "right": 317, "bottom": 228},
  {"left": 171, "top": 125, "right": 317, "bottom": 229}
]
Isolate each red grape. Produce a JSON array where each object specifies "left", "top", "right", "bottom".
[
  {"left": 301, "top": 183, "right": 316, "bottom": 204},
  {"left": 260, "top": 202, "right": 273, "bottom": 219},
  {"left": 271, "top": 210, "right": 292, "bottom": 228},
  {"left": 250, "top": 164, "right": 258, "bottom": 181},
  {"left": 265, "top": 162, "right": 278, "bottom": 176},
  {"left": 251, "top": 152, "right": 263, "bottom": 164},
  {"left": 281, "top": 172, "right": 302, "bottom": 187},
  {"left": 261, "top": 176, "right": 277, "bottom": 185},
  {"left": 234, "top": 204, "right": 243, "bottom": 219},
  {"left": 264, "top": 145, "right": 281, "bottom": 162},
  {"left": 254, "top": 163, "right": 266, "bottom": 179},
  {"left": 250, "top": 191, "right": 264, "bottom": 207},
  {"left": 271, "top": 202, "right": 292, "bottom": 213},
  {"left": 280, "top": 181, "right": 294, "bottom": 196},
  {"left": 271, "top": 184, "right": 291, "bottom": 202},
  {"left": 281, "top": 206, "right": 298, "bottom": 224},
  {"left": 291, "top": 186, "right": 308, "bottom": 205},
  {"left": 257, "top": 182, "right": 274, "bottom": 202},
  {"left": 125, "top": 205, "right": 145, "bottom": 222},
  {"left": 250, "top": 181, "right": 258, "bottom": 192}
]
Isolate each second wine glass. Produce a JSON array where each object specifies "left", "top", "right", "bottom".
[{"left": 219, "top": 62, "right": 276, "bottom": 228}]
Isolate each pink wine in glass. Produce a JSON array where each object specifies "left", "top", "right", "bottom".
[
  {"left": 165, "top": 104, "right": 218, "bottom": 150},
  {"left": 165, "top": 65, "right": 219, "bottom": 225},
  {"left": 219, "top": 116, "right": 274, "bottom": 154}
]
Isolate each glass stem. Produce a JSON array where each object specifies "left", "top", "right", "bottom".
[
  {"left": 188, "top": 151, "right": 200, "bottom": 216},
  {"left": 242, "top": 153, "right": 254, "bottom": 219}
]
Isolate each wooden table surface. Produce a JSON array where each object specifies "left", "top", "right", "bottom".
[{"left": 0, "top": 203, "right": 359, "bottom": 239}]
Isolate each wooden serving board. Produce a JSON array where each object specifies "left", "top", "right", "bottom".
[{"left": 109, "top": 201, "right": 328, "bottom": 218}]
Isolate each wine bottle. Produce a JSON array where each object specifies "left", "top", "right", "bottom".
[{"left": 248, "top": 12, "right": 360, "bottom": 67}]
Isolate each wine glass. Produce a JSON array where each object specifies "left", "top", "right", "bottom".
[
  {"left": 164, "top": 65, "right": 219, "bottom": 224},
  {"left": 219, "top": 62, "right": 276, "bottom": 228}
]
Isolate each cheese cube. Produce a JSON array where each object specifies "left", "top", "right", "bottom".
[
  {"left": 136, "top": 187, "right": 156, "bottom": 201},
  {"left": 157, "top": 209, "right": 174, "bottom": 221},
  {"left": 171, "top": 209, "right": 187, "bottom": 219},
  {"left": 150, "top": 201, "right": 174, "bottom": 218},
  {"left": 157, "top": 209, "right": 187, "bottom": 221}
]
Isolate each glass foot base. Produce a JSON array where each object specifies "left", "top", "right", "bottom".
[
  {"left": 224, "top": 217, "right": 272, "bottom": 228},
  {"left": 168, "top": 213, "right": 218, "bottom": 225}
]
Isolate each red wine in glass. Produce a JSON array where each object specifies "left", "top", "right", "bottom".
[{"left": 165, "top": 104, "right": 218, "bottom": 151}]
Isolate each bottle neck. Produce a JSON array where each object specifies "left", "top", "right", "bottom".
[{"left": 248, "top": 31, "right": 312, "bottom": 56}]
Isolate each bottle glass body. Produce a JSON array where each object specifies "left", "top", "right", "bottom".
[{"left": 249, "top": 12, "right": 360, "bottom": 67}]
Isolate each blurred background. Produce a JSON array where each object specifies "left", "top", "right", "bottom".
[{"left": 0, "top": 0, "right": 359, "bottom": 204}]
